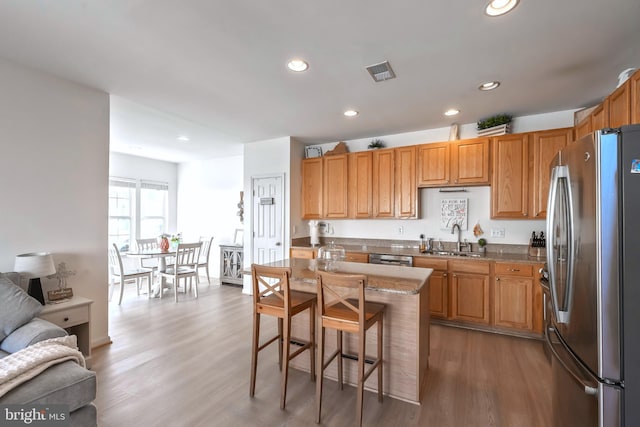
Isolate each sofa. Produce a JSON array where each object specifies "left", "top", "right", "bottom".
[{"left": 0, "top": 273, "right": 97, "bottom": 427}]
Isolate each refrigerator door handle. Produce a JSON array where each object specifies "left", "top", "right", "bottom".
[
  {"left": 545, "top": 326, "right": 598, "bottom": 396},
  {"left": 546, "top": 165, "right": 574, "bottom": 324}
]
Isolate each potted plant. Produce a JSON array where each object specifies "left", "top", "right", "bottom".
[
  {"left": 477, "top": 114, "right": 512, "bottom": 136},
  {"left": 477, "top": 238, "right": 487, "bottom": 254},
  {"left": 368, "top": 139, "right": 385, "bottom": 149}
]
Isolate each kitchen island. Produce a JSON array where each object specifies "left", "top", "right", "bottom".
[{"left": 253, "top": 258, "right": 433, "bottom": 404}]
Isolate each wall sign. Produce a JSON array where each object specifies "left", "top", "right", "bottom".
[{"left": 440, "top": 198, "right": 468, "bottom": 230}]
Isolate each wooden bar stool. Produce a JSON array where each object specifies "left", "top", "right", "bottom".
[
  {"left": 315, "top": 271, "right": 385, "bottom": 427},
  {"left": 250, "top": 264, "right": 316, "bottom": 410}
]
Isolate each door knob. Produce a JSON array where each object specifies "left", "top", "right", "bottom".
[{"left": 275, "top": 242, "right": 281, "bottom": 246}]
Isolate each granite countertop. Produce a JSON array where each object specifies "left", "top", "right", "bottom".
[
  {"left": 255, "top": 258, "right": 432, "bottom": 295},
  {"left": 291, "top": 244, "right": 546, "bottom": 265}
]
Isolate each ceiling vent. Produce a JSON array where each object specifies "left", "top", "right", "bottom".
[{"left": 366, "top": 61, "right": 396, "bottom": 82}]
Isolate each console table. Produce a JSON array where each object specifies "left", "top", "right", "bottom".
[
  {"left": 220, "top": 244, "right": 243, "bottom": 285},
  {"left": 39, "top": 296, "right": 93, "bottom": 367}
]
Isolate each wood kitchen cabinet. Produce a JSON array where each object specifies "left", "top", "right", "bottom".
[
  {"left": 491, "top": 133, "right": 529, "bottom": 219},
  {"left": 609, "top": 79, "right": 631, "bottom": 128},
  {"left": 322, "top": 154, "right": 348, "bottom": 218},
  {"left": 290, "top": 247, "right": 317, "bottom": 259},
  {"left": 417, "top": 138, "right": 489, "bottom": 187},
  {"left": 395, "top": 145, "right": 417, "bottom": 218},
  {"left": 414, "top": 257, "right": 448, "bottom": 319},
  {"left": 531, "top": 127, "right": 573, "bottom": 218},
  {"left": 449, "top": 260, "right": 490, "bottom": 325},
  {"left": 372, "top": 148, "right": 395, "bottom": 217},
  {"left": 301, "top": 158, "right": 323, "bottom": 219},
  {"left": 575, "top": 115, "right": 592, "bottom": 140},
  {"left": 494, "top": 263, "right": 534, "bottom": 331},
  {"left": 632, "top": 69, "right": 640, "bottom": 124},
  {"left": 591, "top": 99, "right": 609, "bottom": 131},
  {"left": 344, "top": 251, "right": 369, "bottom": 263},
  {"left": 348, "top": 151, "right": 373, "bottom": 218}
]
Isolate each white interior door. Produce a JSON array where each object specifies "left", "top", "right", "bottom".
[{"left": 252, "top": 176, "right": 284, "bottom": 265}]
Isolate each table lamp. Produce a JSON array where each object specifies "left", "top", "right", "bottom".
[{"left": 14, "top": 252, "right": 56, "bottom": 305}]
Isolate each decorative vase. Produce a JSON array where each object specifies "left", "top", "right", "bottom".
[{"left": 160, "top": 237, "right": 170, "bottom": 252}]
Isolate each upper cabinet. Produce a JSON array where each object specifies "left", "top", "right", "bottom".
[
  {"left": 609, "top": 79, "right": 631, "bottom": 128},
  {"left": 417, "top": 138, "right": 489, "bottom": 187},
  {"left": 301, "top": 157, "right": 323, "bottom": 219},
  {"left": 575, "top": 115, "right": 591, "bottom": 140},
  {"left": 395, "top": 145, "right": 418, "bottom": 218},
  {"left": 632, "top": 69, "right": 640, "bottom": 124},
  {"left": 323, "top": 154, "right": 349, "bottom": 218},
  {"left": 591, "top": 99, "right": 609, "bottom": 131},
  {"left": 348, "top": 151, "right": 373, "bottom": 218},
  {"left": 531, "top": 128, "right": 573, "bottom": 218},
  {"left": 491, "top": 134, "right": 529, "bottom": 219},
  {"left": 372, "top": 148, "right": 395, "bottom": 218}
]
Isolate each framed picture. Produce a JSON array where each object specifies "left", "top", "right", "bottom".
[{"left": 305, "top": 146, "right": 322, "bottom": 158}]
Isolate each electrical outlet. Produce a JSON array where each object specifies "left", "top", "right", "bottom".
[
  {"left": 491, "top": 228, "right": 506, "bottom": 238},
  {"left": 398, "top": 226, "right": 404, "bottom": 235}
]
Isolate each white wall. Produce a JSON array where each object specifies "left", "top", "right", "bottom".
[
  {"left": 242, "top": 136, "right": 295, "bottom": 293},
  {"left": 177, "top": 155, "right": 244, "bottom": 278},
  {"left": 109, "top": 152, "right": 179, "bottom": 235},
  {"left": 305, "top": 110, "right": 576, "bottom": 245},
  {"left": 0, "top": 57, "right": 110, "bottom": 347}
]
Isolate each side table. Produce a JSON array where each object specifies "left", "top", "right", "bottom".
[
  {"left": 39, "top": 296, "right": 93, "bottom": 367},
  {"left": 220, "top": 244, "right": 244, "bottom": 285}
]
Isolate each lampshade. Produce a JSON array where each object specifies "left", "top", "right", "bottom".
[{"left": 14, "top": 252, "right": 56, "bottom": 278}]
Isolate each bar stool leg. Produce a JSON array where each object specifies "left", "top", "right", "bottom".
[
  {"left": 250, "top": 312, "right": 260, "bottom": 397},
  {"left": 337, "top": 330, "right": 343, "bottom": 390},
  {"left": 309, "top": 303, "right": 316, "bottom": 381},
  {"left": 280, "top": 316, "right": 291, "bottom": 409},
  {"left": 356, "top": 329, "right": 366, "bottom": 427},
  {"left": 315, "top": 325, "right": 325, "bottom": 424},
  {"left": 277, "top": 318, "right": 283, "bottom": 371},
  {"left": 378, "top": 316, "right": 383, "bottom": 402}
]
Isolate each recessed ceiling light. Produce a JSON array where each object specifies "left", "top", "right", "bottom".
[
  {"left": 287, "top": 59, "right": 309, "bottom": 72},
  {"left": 479, "top": 81, "right": 501, "bottom": 91},
  {"left": 485, "top": 0, "right": 519, "bottom": 16},
  {"left": 344, "top": 110, "right": 359, "bottom": 117},
  {"left": 177, "top": 136, "right": 190, "bottom": 142},
  {"left": 444, "top": 109, "right": 460, "bottom": 117}
]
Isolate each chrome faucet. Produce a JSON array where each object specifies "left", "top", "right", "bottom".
[{"left": 451, "top": 223, "right": 462, "bottom": 252}]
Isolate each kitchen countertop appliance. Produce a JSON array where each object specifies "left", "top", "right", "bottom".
[
  {"left": 546, "top": 125, "right": 640, "bottom": 426},
  {"left": 369, "top": 253, "right": 413, "bottom": 267}
]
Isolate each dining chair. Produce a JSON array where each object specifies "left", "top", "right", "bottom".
[
  {"left": 196, "top": 236, "right": 214, "bottom": 284},
  {"left": 158, "top": 242, "right": 202, "bottom": 302},
  {"left": 108, "top": 243, "right": 154, "bottom": 305},
  {"left": 315, "top": 271, "right": 385, "bottom": 427},
  {"left": 136, "top": 238, "right": 159, "bottom": 289},
  {"left": 250, "top": 264, "right": 316, "bottom": 410}
]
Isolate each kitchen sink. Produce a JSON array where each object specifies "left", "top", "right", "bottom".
[{"left": 423, "top": 250, "right": 483, "bottom": 258}]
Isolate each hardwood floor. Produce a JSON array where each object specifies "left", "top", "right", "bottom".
[{"left": 93, "top": 281, "right": 551, "bottom": 426}]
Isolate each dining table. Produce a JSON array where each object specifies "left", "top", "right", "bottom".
[{"left": 126, "top": 248, "right": 176, "bottom": 297}]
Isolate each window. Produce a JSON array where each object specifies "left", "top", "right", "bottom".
[
  {"left": 140, "top": 180, "right": 169, "bottom": 239},
  {"left": 108, "top": 178, "right": 169, "bottom": 252},
  {"left": 108, "top": 178, "right": 135, "bottom": 252}
]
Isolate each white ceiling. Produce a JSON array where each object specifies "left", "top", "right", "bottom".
[{"left": 0, "top": 1, "right": 639, "bottom": 163}]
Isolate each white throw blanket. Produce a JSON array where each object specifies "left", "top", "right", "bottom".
[{"left": 0, "top": 335, "right": 85, "bottom": 398}]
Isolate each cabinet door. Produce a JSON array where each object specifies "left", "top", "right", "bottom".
[
  {"left": 302, "top": 158, "right": 323, "bottom": 219},
  {"left": 450, "top": 272, "right": 490, "bottom": 324},
  {"left": 417, "top": 142, "right": 450, "bottom": 186},
  {"left": 491, "top": 134, "right": 529, "bottom": 218},
  {"left": 290, "top": 248, "right": 316, "bottom": 259},
  {"left": 348, "top": 151, "right": 373, "bottom": 218},
  {"left": 494, "top": 275, "right": 534, "bottom": 330},
  {"left": 632, "top": 69, "right": 640, "bottom": 125},
  {"left": 609, "top": 80, "right": 631, "bottom": 128},
  {"left": 452, "top": 138, "right": 490, "bottom": 185},
  {"left": 531, "top": 128, "right": 573, "bottom": 218},
  {"left": 372, "top": 148, "right": 395, "bottom": 217},
  {"left": 591, "top": 99, "right": 610, "bottom": 131},
  {"left": 323, "top": 154, "right": 348, "bottom": 218},
  {"left": 575, "top": 116, "right": 592, "bottom": 139},
  {"left": 344, "top": 252, "right": 369, "bottom": 263},
  {"left": 395, "top": 145, "right": 417, "bottom": 218},
  {"left": 428, "top": 270, "right": 448, "bottom": 319}
]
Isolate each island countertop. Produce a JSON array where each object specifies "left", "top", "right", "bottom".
[{"left": 259, "top": 257, "right": 433, "bottom": 295}]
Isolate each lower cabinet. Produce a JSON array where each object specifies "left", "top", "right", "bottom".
[
  {"left": 450, "top": 261, "right": 491, "bottom": 325},
  {"left": 220, "top": 245, "right": 244, "bottom": 285},
  {"left": 413, "top": 257, "right": 448, "bottom": 319}
]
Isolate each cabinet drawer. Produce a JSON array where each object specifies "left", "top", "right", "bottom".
[
  {"left": 495, "top": 263, "right": 533, "bottom": 277},
  {"left": 449, "top": 260, "right": 490, "bottom": 275},
  {"left": 413, "top": 257, "right": 448, "bottom": 271},
  {"left": 40, "top": 306, "right": 89, "bottom": 328},
  {"left": 290, "top": 248, "right": 316, "bottom": 259},
  {"left": 344, "top": 252, "right": 369, "bottom": 263}
]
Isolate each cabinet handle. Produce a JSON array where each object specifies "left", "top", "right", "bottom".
[
  {"left": 443, "top": 273, "right": 448, "bottom": 277},
  {"left": 509, "top": 268, "right": 520, "bottom": 272},
  {"left": 496, "top": 277, "right": 500, "bottom": 281},
  {"left": 454, "top": 179, "right": 458, "bottom": 183},
  {"left": 64, "top": 317, "right": 69, "bottom": 322}
]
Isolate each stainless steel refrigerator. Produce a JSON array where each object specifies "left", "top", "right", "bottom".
[{"left": 545, "top": 124, "right": 640, "bottom": 427}]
